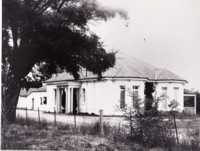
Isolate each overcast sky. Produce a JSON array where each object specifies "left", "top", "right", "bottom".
[{"left": 90, "top": 0, "right": 200, "bottom": 91}]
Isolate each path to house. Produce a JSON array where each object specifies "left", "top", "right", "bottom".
[{"left": 16, "top": 109, "right": 127, "bottom": 126}]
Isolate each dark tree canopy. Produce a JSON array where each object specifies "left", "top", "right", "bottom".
[{"left": 2, "top": 0, "right": 127, "bottom": 122}]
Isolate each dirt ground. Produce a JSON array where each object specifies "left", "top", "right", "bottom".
[
  {"left": 3, "top": 110, "right": 200, "bottom": 150},
  {"left": 16, "top": 109, "right": 200, "bottom": 128},
  {"left": 16, "top": 109, "right": 127, "bottom": 126}
]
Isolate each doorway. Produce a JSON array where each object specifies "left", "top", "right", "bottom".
[
  {"left": 32, "top": 98, "right": 34, "bottom": 110},
  {"left": 60, "top": 88, "right": 66, "bottom": 113},
  {"left": 73, "top": 88, "right": 79, "bottom": 114}
]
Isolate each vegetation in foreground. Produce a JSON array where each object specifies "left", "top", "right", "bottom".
[
  {"left": 1, "top": 116, "right": 200, "bottom": 151},
  {"left": 1, "top": 117, "right": 141, "bottom": 150}
]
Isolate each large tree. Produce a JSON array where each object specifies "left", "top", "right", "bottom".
[{"left": 2, "top": 0, "right": 127, "bottom": 122}]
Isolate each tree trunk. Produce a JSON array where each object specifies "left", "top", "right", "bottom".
[{"left": 2, "top": 84, "right": 21, "bottom": 123}]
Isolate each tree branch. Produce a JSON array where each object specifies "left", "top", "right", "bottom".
[
  {"left": 36, "top": 0, "right": 53, "bottom": 14},
  {"left": 33, "top": 0, "right": 44, "bottom": 11},
  {"left": 57, "top": 0, "right": 67, "bottom": 12},
  {"left": 10, "top": 23, "right": 18, "bottom": 51}
]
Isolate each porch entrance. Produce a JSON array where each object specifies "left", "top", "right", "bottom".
[
  {"left": 60, "top": 88, "right": 66, "bottom": 113},
  {"left": 73, "top": 88, "right": 79, "bottom": 114},
  {"left": 57, "top": 86, "right": 80, "bottom": 114}
]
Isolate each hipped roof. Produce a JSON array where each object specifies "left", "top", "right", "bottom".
[
  {"left": 184, "top": 89, "right": 196, "bottom": 94},
  {"left": 45, "top": 52, "right": 186, "bottom": 83},
  {"left": 20, "top": 85, "right": 46, "bottom": 97}
]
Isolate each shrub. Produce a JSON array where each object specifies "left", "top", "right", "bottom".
[
  {"left": 165, "top": 139, "right": 200, "bottom": 151},
  {"left": 121, "top": 93, "right": 176, "bottom": 148},
  {"left": 109, "top": 124, "right": 128, "bottom": 142},
  {"left": 185, "top": 122, "right": 200, "bottom": 150},
  {"left": 80, "top": 121, "right": 111, "bottom": 136}
]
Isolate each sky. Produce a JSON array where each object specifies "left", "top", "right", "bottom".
[{"left": 89, "top": 0, "right": 200, "bottom": 91}]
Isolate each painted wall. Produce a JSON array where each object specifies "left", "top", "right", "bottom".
[
  {"left": 155, "top": 82, "right": 184, "bottom": 111},
  {"left": 46, "top": 84, "right": 57, "bottom": 112},
  {"left": 18, "top": 80, "right": 185, "bottom": 115},
  {"left": 18, "top": 96, "right": 30, "bottom": 109},
  {"left": 80, "top": 79, "right": 145, "bottom": 115},
  {"left": 18, "top": 92, "right": 48, "bottom": 111}
]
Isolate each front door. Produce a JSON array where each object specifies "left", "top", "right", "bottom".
[
  {"left": 61, "top": 88, "right": 66, "bottom": 113},
  {"left": 73, "top": 88, "right": 79, "bottom": 114}
]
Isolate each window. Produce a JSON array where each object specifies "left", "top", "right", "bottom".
[
  {"left": 120, "top": 86, "right": 125, "bottom": 109},
  {"left": 54, "top": 89, "right": 57, "bottom": 106},
  {"left": 133, "top": 86, "right": 139, "bottom": 97},
  {"left": 43, "top": 97, "right": 47, "bottom": 105},
  {"left": 32, "top": 98, "right": 34, "bottom": 110},
  {"left": 82, "top": 88, "right": 86, "bottom": 103},
  {"left": 173, "top": 87, "right": 179, "bottom": 101},
  {"left": 161, "top": 87, "right": 167, "bottom": 110},
  {"left": 161, "top": 87, "right": 167, "bottom": 96},
  {"left": 184, "top": 96, "right": 195, "bottom": 107},
  {"left": 40, "top": 97, "right": 43, "bottom": 105}
]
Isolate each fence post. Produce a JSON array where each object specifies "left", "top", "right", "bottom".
[
  {"left": 173, "top": 113, "right": 179, "bottom": 143},
  {"left": 54, "top": 107, "right": 56, "bottom": 126},
  {"left": 130, "top": 112, "right": 132, "bottom": 137},
  {"left": 74, "top": 114, "right": 76, "bottom": 129},
  {"left": 38, "top": 107, "right": 40, "bottom": 124},
  {"left": 25, "top": 107, "right": 28, "bottom": 122},
  {"left": 100, "top": 110, "right": 104, "bottom": 136}
]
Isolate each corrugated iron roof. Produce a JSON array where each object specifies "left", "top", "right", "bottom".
[
  {"left": 154, "top": 68, "right": 185, "bottom": 81},
  {"left": 19, "top": 85, "right": 47, "bottom": 97},
  {"left": 45, "top": 52, "right": 186, "bottom": 83},
  {"left": 184, "top": 89, "right": 196, "bottom": 94}
]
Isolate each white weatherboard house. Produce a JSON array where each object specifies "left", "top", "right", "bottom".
[{"left": 18, "top": 54, "right": 187, "bottom": 115}]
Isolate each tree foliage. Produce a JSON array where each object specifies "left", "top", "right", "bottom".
[
  {"left": 122, "top": 95, "right": 175, "bottom": 148},
  {"left": 2, "top": 0, "right": 127, "bottom": 122}
]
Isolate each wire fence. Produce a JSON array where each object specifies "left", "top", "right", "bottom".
[{"left": 16, "top": 108, "right": 127, "bottom": 127}]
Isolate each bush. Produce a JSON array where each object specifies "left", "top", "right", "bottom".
[
  {"left": 121, "top": 94, "right": 176, "bottom": 148},
  {"left": 165, "top": 139, "right": 200, "bottom": 151},
  {"left": 80, "top": 121, "right": 111, "bottom": 136},
  {"left": 129, "top": 112, "right": 175, "bottom": 147}
]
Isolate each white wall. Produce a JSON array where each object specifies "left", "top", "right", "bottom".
[
  {"left": 46, "top": 85, "right": 57, "bottom": 112},
  {"left": 18, "top": 96, "right": 30, "bottom": 109},
  {"left": 80, "top": 79, "right": 145, "bottom": 115},
  {"left": 18, "top": 80, "right": 185, "bottom": 114},
  {"left": 155, "top": 82, "right": 184, "bottom": 112},
  {"left": 18, "top": 92, "right": 48, "bottom": 111}
]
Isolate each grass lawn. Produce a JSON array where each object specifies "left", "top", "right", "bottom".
[
  {"left": 1, "top": 116, "right": 200, "bottom": 151},
  {"left": 1, "top": 118, "right": 144, "bottom": 150}
]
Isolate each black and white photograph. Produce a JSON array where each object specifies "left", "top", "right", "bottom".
[{"left": 1, "top": 0, "right": 200, "bottom": 150}]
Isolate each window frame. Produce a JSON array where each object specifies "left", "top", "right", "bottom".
[
  {"left": 120, "top": 85, "right": 125, "bottom": 109},
  {"left": 133, "top": 85, "right": 139, "bottom": 97},
  {"left": 43, "top": 97, "right": 47, "bottom": 105}
]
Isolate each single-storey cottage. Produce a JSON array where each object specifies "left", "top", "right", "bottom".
[{"left": 18, "top": 53, "right": 187, "bottom": 115}]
